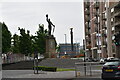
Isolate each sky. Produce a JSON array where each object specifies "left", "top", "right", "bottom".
[{"left": 0, "top": 0, "right": 85, "bottom": 45}]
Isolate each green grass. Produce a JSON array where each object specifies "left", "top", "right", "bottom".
[
  {"left": 57, "top": 68, "right": 75, "bottom": 71},
  {"left": 34, "top": 66, "right": 75, "bottom": 71}
]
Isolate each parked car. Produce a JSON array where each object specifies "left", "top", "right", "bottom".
[
  {"left": 101, "top": 61, "right": 120, "bottom": 79},
  {"left": 100, "top": 58, "right": 107, "bottom": 63},
  {"left": 38, "top": 55, "right": 44, "bottom": 59},
  {"left": 106, "top": 57, "right": 119, "bottom": 62},
  {"left": 85, "top": 58, "right": 98, "bottom": 62},
  {"left": 107, "top": 57, "right": 114, "bottom": 60}
]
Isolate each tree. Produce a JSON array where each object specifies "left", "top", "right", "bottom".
[
  {"left": 2, "top": 22, "right": 11, "bottom": 53},
  {"left": 18, "top": 28, "right": 32, "bottom": 56},
  {"left": 11, "top": 34, "right": 20, "bottom": 53},
  {"left": 33, "top": 24, "right": 47, "bottom": 54}
]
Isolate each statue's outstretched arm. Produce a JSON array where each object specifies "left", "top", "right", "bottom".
[{"left": 50, "top": 21, "right": 55, "bottom": 27}]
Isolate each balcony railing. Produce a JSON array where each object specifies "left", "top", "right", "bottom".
[
  {"left": 102, "top": 33, "right": 107, "bottom": 37},
  {"left": 88, "top": 26, "right": 91, "bottom": 30},
  {"left": 86, "top": 38, "right": 91, "bottom": 42},
  {"left": 103, "top": 41, "right": 107, "bottom": 46},
  {"left": 94, "top": 18, "right": 99, "bottom": 24},
  {"left": 103, "top": 26, "right": 107, "bottom": 29},
  {"left": 94, "top": 12, "right": 99, "bottom": 16},
  {"left": 86, "top": 16, "right": 90, "bottom": 22},
  {"left": 115, "top": 2, "right": 120, "bottom": 8},
  {"left": 86, "top": 32, "right": 91, "bottom": 36},
  {"left": 114, "top": 8, "right": 120, "bottom": 17},
  {"left": 115, "top": 17, "right": 120, "bottom": 23},
  {"left": 86, "top": 44, "right": 91, "bottom": 49},
  {"left": 102, "top": 13, "right": 107, "bottom": 20},
  {"left": 94, "top": 2, "right": 99, "bottom": 9},
  {"left": 95, "top": 44, "right": 98, "bottom": 47},
  {"left": 85, "top": 10, "right": 90, "bottom": 15},
  {"left": 95, "top": 27, "right": 98, "bottom": 32},
  {"left": 85, "top": 2, "right": 90, "bottom": 8},
  {"left": 114, "top": 18, "right": 120, "bottom": 26}
]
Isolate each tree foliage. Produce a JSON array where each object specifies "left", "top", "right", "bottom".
[
  {"left": 32, "top": 24, "right": 47, "bottom": 54},
  {"left": 2, "top": 22, "right": 48, "bottom": 56},
  {"left": 2, "top": 22, "right": 11, "bottom": 53},
  {"left": 11, "top": 34, "right": 20, "bottom": 53},
  {"left": 18, "top": 28, "right": 32, "bottom": 56}
]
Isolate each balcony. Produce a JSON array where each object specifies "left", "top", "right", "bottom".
[
  {"left": 95, "top": 44, "right": 98, "bottom": 47},
  {"left": 85, "top": 10, "right": 90, "bottom": 15},
  {"left": 114, "top": 2, "right": 120, "bottom": 8},
  {"left": 86, "top": 40, "right": 91, "bottom": 49},
  {"left": 102, "top": 13, "right": 107, "bottom": 20},
  {"left": 111, "top": 21, "right": 114, "bottom": 26},
  {"left": 114, "top": 11, "right": 120, "bottom": 17},
  {"left": 86, "top": 16, "right": 90, "bottom": 22},
  {"left": 103, "top": 26, "right": 107, "bottom": 29},
  {"left": 94, "top": 2, "right": 99, "bottom": 9},
  {"left": 88, "top": 26, "right": 91, "bottom": 30},
  {"left": 114, "top": 7, "right": 120, "bottom": 17},
  {"left": 86, "top": 38, "right": 91, "bottom": 42},
  {"left": 85, "top": 2, "right": 90, "bottom": 8},
  {"left": 86, "top": 32, "right": 88, "bottom": 35},
  {"left": 114, "top": 22, "right": 120, "bottom": 26},
  {"left": 102, "top": 33, "right": 107, "bottom": 37},
  {"left": 103, "top": 41, "right": 107, "bottom": 46},
  {"left": 94, "top": 12, "right": 99, "bottom": 17},
  {"left": 86, "top": 44, "right": 91, "bottom": 49},
  {"left": 95, "top": 27, "right": 98, "bottom": 32},
  {"left": 115, "top": 17, "right": 120, "bottom": 26},
  {"left": 94, "top": 18, "right": 99, "bottom": 24}
]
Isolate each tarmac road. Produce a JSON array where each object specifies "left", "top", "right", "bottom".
[{"left": 2, "top": 78, "right": 103, "bottom": 80}]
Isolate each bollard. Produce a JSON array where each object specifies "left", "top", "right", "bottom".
[{"left": 77, "top": 72, "right": 80, "bottom": 76}]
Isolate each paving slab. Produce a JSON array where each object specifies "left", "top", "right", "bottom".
[{"left": 2, "top": 70, "right": 101, "bottom": 79}]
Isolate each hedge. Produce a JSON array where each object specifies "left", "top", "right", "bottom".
[{"left": 34, "top": 66, "right": 57, "bottom": 72}]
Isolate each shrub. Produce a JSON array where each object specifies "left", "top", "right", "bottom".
[{"left": 34, "top": 66, "right": 57, "bottom": 72}]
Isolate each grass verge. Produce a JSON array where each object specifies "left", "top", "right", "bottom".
[{"left": 57, "top": 68, "right": 75, "bottom": 71}]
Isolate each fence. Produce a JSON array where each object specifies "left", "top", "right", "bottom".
[
  {"left": 75, "top": 62, "right": 103, "bottom": 77},
  {"left": 2, "top": 53, "right": 32, "bottom": 64}
]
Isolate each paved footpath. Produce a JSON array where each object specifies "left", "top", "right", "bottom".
[
  {"left": 2, "top": 70, "right": 100, "bottom": 80},
  {"left": 3, "top": 70, "right": 75, "bottom": 78}
]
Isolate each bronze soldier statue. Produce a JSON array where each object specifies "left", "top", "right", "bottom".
[{"left": 46, "top": 14, "right": 55, "bottom": 36}]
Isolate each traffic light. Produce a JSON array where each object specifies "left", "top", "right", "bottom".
[{"left": 114, "top": 32, "right": 120, "bottom": 46}]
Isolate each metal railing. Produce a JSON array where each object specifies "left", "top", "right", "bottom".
[
  {"left": 2, "top": 53, "right": 33, "bottom": 64},
  {"left": 75, "top": 62, "right": 103, "bottom": 77}
]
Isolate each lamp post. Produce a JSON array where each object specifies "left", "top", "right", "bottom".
[
  {"left": 64, "top": 34, "right": 67, "bottom": 56},
  {"left": 70, "top": 28, "right": 74, "bottom": 51},
  {"left": 64, "top": 34, "right": 67, "bottom": 44},
  {"left": 70, "top": 28, "right": 74, "bottom": 57}
]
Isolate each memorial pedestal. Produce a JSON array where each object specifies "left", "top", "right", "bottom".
[{"left": 45, "top": 35, "right": 56, "bottom": 58}]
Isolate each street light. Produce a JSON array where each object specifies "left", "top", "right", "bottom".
[
  {"left": 64, "top": 34, "right": 67, "bottom": 44},
  {"left": 70, "top": 28, "right": 74, "bottom": 58},
  {"left": 64, "top": 34, "right": 67, "bottom": 56},
  {"left": 70, "top": 28, "right": 73, "bottom": 51}
]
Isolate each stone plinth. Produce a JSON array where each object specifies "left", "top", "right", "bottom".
[{"left": 45, "top": 35, "right": 57, "bottom": 58}]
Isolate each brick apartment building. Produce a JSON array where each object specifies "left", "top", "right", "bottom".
[
  {"left": 109, "top": 2, "right": 120, "bottom": 58},
  {"left": 84, "top": 0, "right": 120, "bottom": 59}
]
